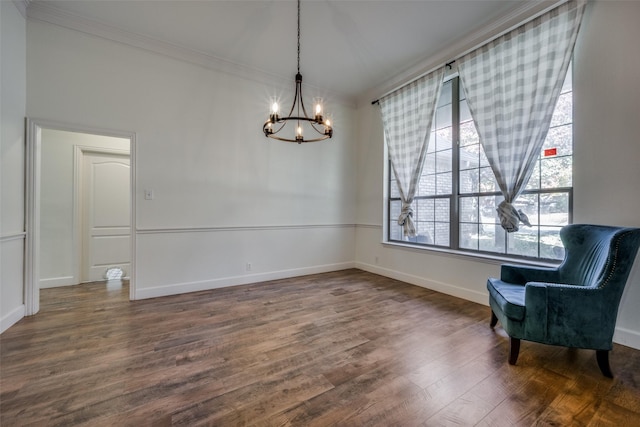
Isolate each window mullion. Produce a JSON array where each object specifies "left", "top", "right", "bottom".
[{"left": 451, "top": 77, "right": 460, "bottom": 250}]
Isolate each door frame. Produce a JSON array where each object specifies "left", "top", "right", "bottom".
[{"left": 25, "top": 118, "right": 137, "bottom": 315}]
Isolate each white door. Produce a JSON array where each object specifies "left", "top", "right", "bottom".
[{"left": 81, "top": 152, "right": 131, "bottom": 282}]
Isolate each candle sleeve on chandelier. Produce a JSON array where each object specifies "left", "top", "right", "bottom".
[
  {"left": 324, "top": 118, "right": 332, "bottom": 135},
  {"left": 314, "top": 98, "right": 323, "bottom": 121},
  {"left": 295, "top": 125, "right": 304, "bottom": 143},
  {"left": 269, "top": 101, "right": 279, "bottom": 123}
]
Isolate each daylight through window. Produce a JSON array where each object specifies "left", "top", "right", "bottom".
[{"left": 388, "top": 71, "right": 573, "bottom": 261}]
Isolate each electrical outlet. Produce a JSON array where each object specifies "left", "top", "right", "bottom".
[
  {"left": 245, "top": 262, "right": 252, "bottom": 272},
  {"left": 144, "top": 189, "right": 154, "bottom": 200},
  {"left": 375, "top": 256, "right": 379, "bottom": 265}
]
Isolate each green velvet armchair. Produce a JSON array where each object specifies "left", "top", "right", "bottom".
[{"left": 487, "top": 224, "right": 640, "bottom": 377}]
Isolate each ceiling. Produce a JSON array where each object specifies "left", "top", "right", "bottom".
[{"left": 27, "top": 1, "right": 547, "bottom": 101}]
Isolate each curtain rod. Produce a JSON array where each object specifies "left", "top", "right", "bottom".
[
  {"left": 371, "top": 60, "right": 456, "bottom": 105},
  {"left": 370, "top": 0, "right": 569, "bottom": 106}
]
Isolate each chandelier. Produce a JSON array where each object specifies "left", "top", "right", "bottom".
[{"left": 262, "top": 0, "right": 333, "bottom": 144}]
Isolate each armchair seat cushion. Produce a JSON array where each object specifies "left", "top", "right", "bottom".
[{"left": 487, "top": 278, "right": 526, "bottom": 321}]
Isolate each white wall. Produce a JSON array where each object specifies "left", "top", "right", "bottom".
[
  {"left": 572, "top": 1, "right": 640, "bottom": 346},
  {"left": 354, "top": 1, "right": 640, "bottom": 349},
  {"left": 39, "top": 129, "right": 130, "bottom": 288},
  {"left": 26, "top": 19, "right": 357, "bottom": 299},
  {"left": 1, "top": 1, "right": 27, "bottom": 333}
]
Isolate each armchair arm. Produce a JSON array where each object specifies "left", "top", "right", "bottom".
[
  {"left": 524, "top": 282, "right": 613, "bottom": 349},
  {"left": 501, "top": 263, "right": 560, "bottom": 285}
]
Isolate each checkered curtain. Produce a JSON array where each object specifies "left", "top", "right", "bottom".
[
  {"left": 457, "top": 0, "right": 585, "bottom": 232},
  {"left": 380, "top": 67, "right": 444, "bottom": 237}
]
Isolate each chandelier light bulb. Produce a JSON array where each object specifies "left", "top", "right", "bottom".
[
  {"left": 314, "top": 98, "right": 323, "bottom": 121},
  {"left": 271, "top": 102, "right": 279, "bottom": 115}
]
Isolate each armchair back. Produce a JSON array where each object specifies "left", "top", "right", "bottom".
[{"left": 558, "top": 225, "right": 640, "bottom": 294}]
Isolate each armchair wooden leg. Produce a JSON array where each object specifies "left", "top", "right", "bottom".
[
  {"left": 490, "top": 310, "right": 498, "bottom": 328},
  {"left": 508, "top": 337, "right": 520, "bottom": 365},
  {"left": 596, "top": 350, "right": 613, "bottom": 378}
]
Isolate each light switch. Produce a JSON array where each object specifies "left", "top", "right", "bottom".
[{"left": 144, "top": 189, "right": 154, "bottom": 200}]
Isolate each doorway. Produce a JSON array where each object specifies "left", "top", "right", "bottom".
[{"left": 25, "top": 119, "right": 136, "bottom": 315}]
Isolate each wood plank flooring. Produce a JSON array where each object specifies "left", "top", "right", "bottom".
[{"left": 2, "top": 269, "right": 640, "bottom": 426}]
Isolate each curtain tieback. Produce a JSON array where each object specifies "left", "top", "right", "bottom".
[
  {"left": 497, "top": 200, "right": 531, "bottom": 233},
  {"left": 398, "top": 203, "right": 417, "bottom": 237}
]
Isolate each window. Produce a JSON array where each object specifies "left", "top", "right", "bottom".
[{"left": 388, "top": 71, "right": 573, "bottom": 261}]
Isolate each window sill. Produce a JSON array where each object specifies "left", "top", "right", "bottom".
[{"left": 381, "top": 240, "right": 562, "bottom": 268}]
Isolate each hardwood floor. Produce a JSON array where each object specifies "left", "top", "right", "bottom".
[{"left": 2, "top": 269, "right": 640, "bottom": 426}]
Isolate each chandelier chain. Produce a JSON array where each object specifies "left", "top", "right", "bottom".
[{"left": 297, "top": 0, "right": 301, "bottom": 73}]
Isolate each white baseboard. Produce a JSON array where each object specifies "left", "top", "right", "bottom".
[
  {"left": 355, "top": 261, "right": 488, "bottom": 305},
  {"left": 1, "top": 305, "right": 25, "bottom": 334},
  {"left": 40, "top": 276, "right": 76, "bottom": 288},
  {"left": 356, "top": 262, "right": 640, "bottom": 350},
  {"left": 134, "top": 262, "right": 356, "bottom": 300},
  {"left": 613, "top": 326, "right": 640, "bottom": 350}
]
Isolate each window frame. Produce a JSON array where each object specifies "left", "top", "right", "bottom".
[{"left": 385, "top": 72, "right": 573, "bottom": 263}]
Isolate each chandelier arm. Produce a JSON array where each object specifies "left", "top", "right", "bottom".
[
  {"left": 277, "top": 117, "right": 332, "bottom": 136},
  {"left": 309, "top": 121, "right": 329, "bottom": 135},
  {"left": 263, "top": 119, "right": 287, "bottom": 134},
  {"left": 268, "top": 134, "right": 331, "bottom": 143},
  {"left": 297, "top": 80, "right": 311, "bottom": 119},
  {"left": 284, "top": 78, "right": 301, "bottom": 118},
  {"left": 278, "top": 116, "right": 323, "bottom": 123},
  {"left": 274, "top": 116, "right": 328, "bottom": 134}
]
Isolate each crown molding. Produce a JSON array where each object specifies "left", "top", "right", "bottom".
[
  {"left": 12, "top": 0, "right": 30, "bottom": 18},
  {"left": 360, "top": 0, "right": 564, "bottom": 106},
  {"left": 26, "top": 1, "right": 356, "bottom": 108}
]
